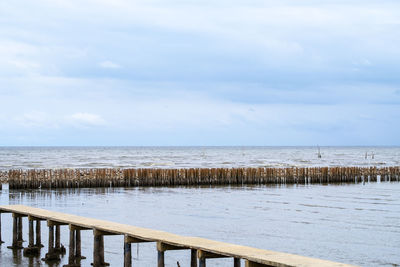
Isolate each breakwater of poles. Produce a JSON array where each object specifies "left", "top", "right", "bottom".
[{"left": 3, "top": 166, "right": 399, "bottom": 189}]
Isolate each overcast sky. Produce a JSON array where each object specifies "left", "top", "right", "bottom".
[{"left": 1, "top": 0, "right": 399, "bottom": 146}]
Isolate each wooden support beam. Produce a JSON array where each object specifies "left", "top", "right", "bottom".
[
  {"left": 245, "top": 260, "right": 272, "bottom": 267},
  {"left": 28, "top": 215, "right": 46, "bottom": 221},
  {"left": 125, "top": 235, "right": 153, "bottom": 244},
  {"left": 70, "top": 224, "right": 91, "bottom": 231},
  {"left": 94, "top": 229, "right": 119, "bottom": 236},
  {"left": 48, "top": 219, "right": 68, "bottom": 226},
  {"left": 198, "top": 250, "right": 229, "bottom": 259},
  {"left": 157, "top": 241, "right": 188, "bottom": 252}
]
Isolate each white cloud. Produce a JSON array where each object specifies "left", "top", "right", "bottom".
[
  {"left": 66, "top": 112, "right": 106, "bottom": 126},
  {"left": 99, "top": 61, "right": 121, "bottom": 69},
  {"left": 15, "top": 111, "right": 51, "bottom": 128}
]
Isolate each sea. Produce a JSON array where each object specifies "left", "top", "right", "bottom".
[{"left": 0, "top": 146, "right": 399, "bottom": 267}]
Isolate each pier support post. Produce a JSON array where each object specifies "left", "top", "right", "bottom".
[
  {"left": 7, "top": 213, "right": 23, "bottom": 249},
  {"left": 35, "top": 219, "right": 44, "bottom": 247},
  {"left": 55, "top": 225, "right": 61, "bottom": 249},
  {"left": 76, "top": 228, "right": 85, "bottom": 259},
  {"left": 191, "top": 249, "right": 197, "bottom": 267},
  {"left": 245, "top": 260, "right": 269, "bottom": 267},
  {"left": 197, "top": 250, "right": 230, "bottom": 267},
  {"left": 157, "top": 249, "right": 165, "bottom": 267},
  {"left": 124, "top": 235, "right": 132, "bottom": 267},
  {"left": 42, "top": 221, "right": 60, "bottom": 262},
  {"left": 92, "top": 229, "right": 110, "bottom": 267},
  {"left": 23, "top": 216, "right": 40, "bottom": 256},
  {"left": 68, "top": 227, "right": 76, "bottom": 266},
  {"left": 64, "top": 225, "right": 87, "bottom": 267},
  {"left": 234, "top": 258, "right": 241, "bottom": 267},
  {"left": 199, "top": 257, "right": 206, "bottom": 267},
  {"left": 157, "top": 241, "right": 192, "bottom": 267},
  {"left": 17, "top": 216, "right": 23, "bottom": 247},
  {"left": 123, "top": 235, "right": 152, "bottom": 267},
  {"left": 0, "top": 212, "right": 4, "bottom": 244}
]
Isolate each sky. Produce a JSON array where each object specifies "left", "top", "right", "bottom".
[{"left": 0, "top": 0, "right": 399, "bottom": 146}]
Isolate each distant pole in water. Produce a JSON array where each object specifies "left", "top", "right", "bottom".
[
  {"left": 317, "top": 146, "right": 322, "bottom": 158},
  {"left": 365, "top": 152, "right": 368, "bottom": 159},
  {"left": 371, "top": 151, "right": 374, "bottom": 159}
]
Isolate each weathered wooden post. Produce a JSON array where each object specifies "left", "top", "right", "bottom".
[
  {"left": 42, "top": 220, "right": 60, "bottom": 262},
  {"left": 197, "top": 250, "right": 229, "bottom": 267},
  {"left": 23, "top": 216, "right": 40, "bottom": 256},
  {"left": 76, "top": 228, "right": 84, "bottom": 259},
  {"left": 68, "top": 227, "right": 76, "bottom": 266},
  {"left": 93, "top": 228, "right": 111, "bottom": 266},
  {"left": 7, "top": 213, "right": 23, "bottom": 249},
  {"left": 17, "top": 216, "right": 23, "bottom": 247},
  {"left": 0, "top": 212, "right": 3, "bottom": 244},
  {"left": 123, "top": 235, "right": 152, "bottom": 267},
  {"left": 65, "top": 225, "right": 87, "bottom": 267},
  {"left": 191, "top": 249, "right": 197, "bottom": 267},
  {"left": 234, "top": 258, "right": 241, "bottom": 267},
  {"left": 157, "top": 241, "right": 192, "bottom": 267},
  {"left": 245, "top": 260, "right": 265, "bottom": 267},
  {"left": 93, "top": 229, "right": 104, "bottom": 267},
  {"left": 55, "top": 225, "right": 61, "bottom": 251},
  {"left": 35, "top": 219, "right": 44, "bottom": 247},
  {"left": 124, "top": 235, "right": 132, "bottom": 267},
  {"left": 157, "top": 247, "right": 165, "bottom": 267}
]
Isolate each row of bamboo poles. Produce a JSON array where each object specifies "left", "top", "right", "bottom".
[{"left": 4, "top": 166, "right": 400, "bottom": 189}]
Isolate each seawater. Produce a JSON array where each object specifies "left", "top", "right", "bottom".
[
  {"left": 0, "top": 146, "right": 399, "bottom": 170},
  {"left": 0, "top": 147, "right": 399, "bottom": 266}
]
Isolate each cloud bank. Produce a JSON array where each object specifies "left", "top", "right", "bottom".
[{"left": 0, "top": 0, "right": 399, "bottom": 145}]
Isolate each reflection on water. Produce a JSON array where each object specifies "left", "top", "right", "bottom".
[{"left": 0, "top": 183, "right": 400, "bottom": 266}]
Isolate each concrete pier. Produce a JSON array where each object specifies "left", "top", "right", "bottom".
[{"left": 0, "top": 205, "right": 358, "bottom": 267}]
